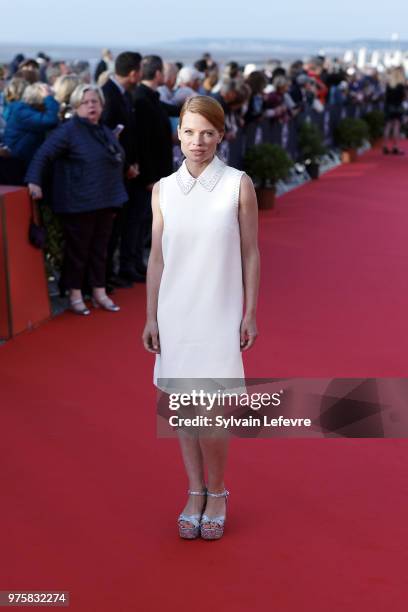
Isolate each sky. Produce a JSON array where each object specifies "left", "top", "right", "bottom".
[{"left": 2, "top": 0, "right": 408, "bottom": 46}]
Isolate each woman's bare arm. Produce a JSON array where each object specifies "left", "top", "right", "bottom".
[
  {"left": 142, "top": 181, "right": 164, "bottom": 353},
  {"left": 238, "top": 173, "right": 260, "bottom": 351}
]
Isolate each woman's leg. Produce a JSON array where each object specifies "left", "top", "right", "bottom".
[
  {"left": 177, "top": 428, "right": 206, "bottom": 527},
  {"left": 59, "top": 212, "right": 94, "bottom": 303},
  {"left": 87, "top": 208, "right": 116, "bottom": 301},
  {"left": 392, "top": 119, "right": 401, "bottom": 149},
  {"left": 178, "top": 429, "right": 206, "bottom": 489},
  {"left": 197, "top": 395, "right": 230, "bottom": 525},
  {"left": 384, "top": 119, "right": 392, "bottom": 148},
  {"left": 198, "top": 434, "right": 230, "bottom": 525},
  {"left": 159, "top": 389, "right": 206, "bottom": 526}
]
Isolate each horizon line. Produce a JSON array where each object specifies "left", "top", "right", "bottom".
[{"left": 1, "top": 36, "right": 407, "bottom": 49}]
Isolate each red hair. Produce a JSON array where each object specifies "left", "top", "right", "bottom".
[{"left": 179, "top": 95, "right": 225, "bottom": 132}]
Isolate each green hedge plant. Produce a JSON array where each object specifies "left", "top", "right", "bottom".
[
  {"left": 297, "top": 121, "right": 327, "bottom": 163},
  {"left": 362, "top": 110, "right": 385, "bottom": 142},
  {"left": 244, "top": 143, "right": 293, "bottom": 188},
  {"left": 335, "top": 117, "right": 370, "bottom": 150}
]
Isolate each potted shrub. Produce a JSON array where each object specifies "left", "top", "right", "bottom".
[
  {"left": 244, "top": 143, "right": 293, "bottom": 209},
  {"left": 40, "top": 203, "right": 65, "bottom": 294},
  {"left": 297, "top": 121, "right": 327, "bottom": 180},
  {"left": 334, "top": 117, "right": 369, "bottom": 163},
  {"left": 362, "top": 110, "right": 385, "bottom": 148}
]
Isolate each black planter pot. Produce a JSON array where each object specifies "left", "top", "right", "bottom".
[{"left": 306, "top": 162, "right": 320, "bottom": 180}]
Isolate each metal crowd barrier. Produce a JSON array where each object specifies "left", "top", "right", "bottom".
[{"left": 225, "top": 103, "right": 384, "bottom": 168}]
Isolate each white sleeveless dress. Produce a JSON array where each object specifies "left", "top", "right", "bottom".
[{"left": 153, "top": 155, "right": 246, "bottom": 393}]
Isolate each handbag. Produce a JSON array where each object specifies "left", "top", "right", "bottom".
[{"left": 28, "top": 196, "right": 47, "bottom": 249}]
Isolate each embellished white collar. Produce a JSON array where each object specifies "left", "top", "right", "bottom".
[{"left": 176, "top": 155, "right": 226, "bottom": 195}]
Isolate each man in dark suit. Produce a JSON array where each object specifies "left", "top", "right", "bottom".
[
  {"left": 127, "top": 55, "right": 176, "bottom": 282},
  {"left": 132, "top": 56, "right": 174, "bottom": 186},
  {"left": 101, "top": 51, "right": 143, "bottom": 286}
]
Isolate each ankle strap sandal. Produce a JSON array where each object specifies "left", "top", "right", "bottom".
[
  {"left": 178, "top": 489, "right": 207, "bottom": 540},
  {"left": 200, "top": 489, "right": 230, "bottom": 541}
]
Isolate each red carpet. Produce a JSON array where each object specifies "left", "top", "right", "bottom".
[{"left": 1, "top": 145, "right": 408, "bottom": 611}]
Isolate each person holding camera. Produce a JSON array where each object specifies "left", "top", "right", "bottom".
[{"left": 3, "top": 82, "right": 59, "bottom": 165}]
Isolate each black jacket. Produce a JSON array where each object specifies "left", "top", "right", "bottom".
[
  {"left": 101, "top": 78, "right": 138, "bottom": 165},
  {"left": 25, "top": 115, "right": 127, "bottom": 214},
  {"left": 94, "top": 59, "right": 108, "bottom": 83},
  {"left": 385, "top": 84, "right": 406, "bottom": 108},
  {"left": 132, "top": 83, "right": 174, "bottom": 186}
]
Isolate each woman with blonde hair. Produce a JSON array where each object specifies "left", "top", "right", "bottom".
[
  {"left": 96, "top": 70, "right": 113, "bottom": 88},
  {"left": 1, "top": 76, "right": 31, "bottom": 178},
  {"left": 3, "top": 81, "right": 59, "bottom": 165},
  {"left": 53, "top": 74, "right": 80, "bottom": 121},
  {"left": 142, "top": 95, "right": 260, "bottom": 540},
  {"left": 1, "top": 77, "right": 28, "bottom": 145},
  {"left": 3, "top": 76, "right": 28, "bottom": 106},
  {"left": 383, "top": 66, "right": 407, "bottom": 155}
]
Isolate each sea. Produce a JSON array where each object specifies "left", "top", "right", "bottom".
[{"left": 1, "top": 38, "right": 406, "bottom": 71}]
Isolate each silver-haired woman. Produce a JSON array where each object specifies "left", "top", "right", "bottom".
[{"left": 26, "top": 84, "right": 128, "bottom": 315}]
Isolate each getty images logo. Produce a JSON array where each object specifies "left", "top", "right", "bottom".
[{"left": 168, "top": 389, "right": 283, "bottom": 411}]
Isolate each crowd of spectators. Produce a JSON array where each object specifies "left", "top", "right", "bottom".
[
  {"left": 0, "top": 49, "right": 406, "bottom": 314},
  {"left": 2, "top": 50, "right": 405, "bottom": 147},
  {"left": 1, "top": 50, "right": 407, "bottom": 163}
]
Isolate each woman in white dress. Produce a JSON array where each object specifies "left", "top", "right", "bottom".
[{"left": 142, "top": 96, "right": 260, "bottom": 540}]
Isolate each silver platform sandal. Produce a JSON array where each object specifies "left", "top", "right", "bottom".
[
  {"left": 200, "top": 489, "right": 229, "bottom": 540},
  {"left": 91, "top": 296, "right": 120, "bottom": 312},
  {"left": 69, "top": 298, "right": 90, "bottom": 316},
  {"left": 178, "top": 489, "right": 207, "bottom": 539}
]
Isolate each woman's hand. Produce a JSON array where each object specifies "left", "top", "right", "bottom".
[
  {"left": 238, "top": 174, "right": 260, "bottom": 352},
  {"left": 0, "top": 146, "right": 11, "bottom": 158},
  {"left": 240, "top": 313, "right": 258, "bottom": 351},
  {"left": 28, "top": 183, "right": 43, "bottom": 199},
  {"left": 38, "top": 83, "right": 53, "bottom": 98},
  {"left": 142, "top": 319, "right": 161, "bottom": 353},
  {"left": 126, "top": 163, "right": 140, "bottom": 180}
]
